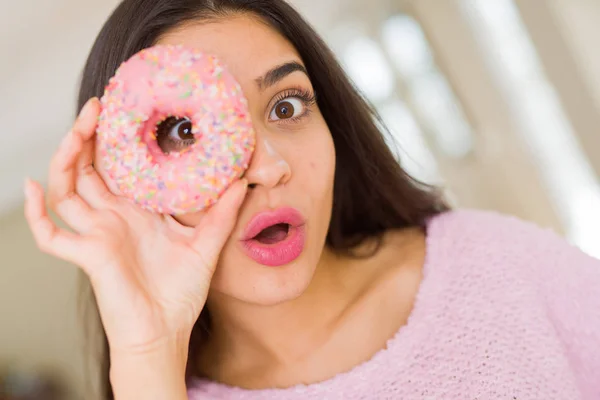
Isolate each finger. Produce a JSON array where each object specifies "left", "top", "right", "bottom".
[
  {"left": 47, "top": 97, "right": 99, "bottom": 211},
  {"left": 189, "top": 179, "right": 248, "bottom": 262},
  {"left": 47, "top": 127, "right": 96, "bottom": 233},
  {"left": 77, "top": 160, "right": 119, "bottom": 210},
  {"left": 75, "top": 97, "right": 123, "bottom": 208},
  {"left": 74, "top": 97, "right": 101, "bottom": 140},
  {"left": 75, "top": 102, "right": 119, "bottom": 209},
  {"left": 24, "top": 178, "right": 89, "bottom": 268}
]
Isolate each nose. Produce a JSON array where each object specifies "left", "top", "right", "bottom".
[{"left": 243, "top": 134, "right": 291, "bottom": 190}]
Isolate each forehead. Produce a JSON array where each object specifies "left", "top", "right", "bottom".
[{"left": 157, "top": 15, "right": 303, "bottom": 85}]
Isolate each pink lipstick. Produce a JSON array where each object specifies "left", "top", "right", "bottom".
[{"left": 240, "top": 207, "right": 306, "bottom": 267}]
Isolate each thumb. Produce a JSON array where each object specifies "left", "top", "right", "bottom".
[{"left": 190, "top": 178, "right": 248, "bottom": 263}]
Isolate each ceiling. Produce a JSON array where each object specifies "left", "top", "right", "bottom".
[{"left": 1, "top": 0, "right": 381, "bottom": 216}]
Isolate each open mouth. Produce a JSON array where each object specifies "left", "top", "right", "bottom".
[
  {"left": 240, "top": 207, "right": 306, "bottom": 266},
  {"left": 252, "top": 223, "right": 291, "bottom": 245}
]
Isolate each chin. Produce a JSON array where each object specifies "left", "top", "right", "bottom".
[
  {"left": 210, "top": 250, "right": 319, "bottom": 307},
  {"left": 210, "top": 206, "right": 327, "bottom": 306},
  {"left": 249, "top": 265, "right": 315, "bottom": 306}
]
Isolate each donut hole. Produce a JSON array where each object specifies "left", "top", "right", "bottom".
[{"left": 155, "top": 116, "right": 196, "bottom": 154}]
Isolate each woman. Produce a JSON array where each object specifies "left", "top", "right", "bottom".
[{"left": 23, "top": 0, "right": 600, "bottom": 399}]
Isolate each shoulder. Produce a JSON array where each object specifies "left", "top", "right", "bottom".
[
  {"left": 428, "top": 210, "right": 600, "bottom": 397},
  {"left": 423, "top": 208, "right": 600, "bottom": 291},
  {"left": 426, "top": 208, "right": 570, "bottom": 260},
  {"left": 428, "top": 208, "right": 558, "bottom": 241},
  {"left": 426, "top": 208, "right": 599, "bottom": 311}
]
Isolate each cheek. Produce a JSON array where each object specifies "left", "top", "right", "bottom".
[{"left": 297, "top": 131, "right": 335, "bottom": 202}]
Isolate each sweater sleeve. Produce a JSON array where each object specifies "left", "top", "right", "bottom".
[{"left": 537, "top": 231, "right": 600, "bottom": 399}]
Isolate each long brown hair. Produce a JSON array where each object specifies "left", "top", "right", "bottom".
[{"left": 77, "top": 0, "right": 447, "bottom": 398}]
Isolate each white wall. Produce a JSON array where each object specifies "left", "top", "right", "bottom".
[{"left": 550, "top": 0, "right": 600, "bottom": 109}]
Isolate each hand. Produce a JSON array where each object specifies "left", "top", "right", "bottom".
[{"left": 24, "top": 98, "right": 248, "bottom": 358}]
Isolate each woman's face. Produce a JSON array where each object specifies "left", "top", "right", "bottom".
[{"left": 151, "top": 15, "right": 336, "bottom": 305}]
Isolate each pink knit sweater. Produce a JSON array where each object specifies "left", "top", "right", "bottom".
[{"left": 187, "top": 210, "right": 600, "bottom": 399}]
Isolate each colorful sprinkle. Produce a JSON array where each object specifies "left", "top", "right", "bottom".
[{"left": 96, "top": 45, "right": 255, "bottom": 215}]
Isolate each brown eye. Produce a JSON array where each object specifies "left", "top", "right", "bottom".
[
  {"left": 156, "top": 116, "right": 196, "bottom": 154},
  {"left": 270, "top": 97, "right": 304, "bottom": 121},
  {"left": 173, "top": 120, "right": 193, "bottom": 140},
  {"left": 275, "top": 101, "right": 294, "bottom": 119}
]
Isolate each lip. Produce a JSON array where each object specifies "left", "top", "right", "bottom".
[{"left": 240, "top": 207, "right": 306, "bottom": 267}]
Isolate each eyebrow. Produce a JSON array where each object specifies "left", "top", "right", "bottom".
[{"left": 255, "top": 61, "right": 309, "bottom": 91}]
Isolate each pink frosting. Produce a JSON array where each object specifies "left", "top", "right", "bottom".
[{"left": 96, "top": 45, "right": 255, "bottom": 215}]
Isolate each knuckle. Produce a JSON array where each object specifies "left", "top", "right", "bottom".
[
  {"left": 100, "top": 189, "right": 118, "bottom": 207},
  {"left": 33, "top": 231, "right": 52, "bottom": 254},
  {"left": 37, "top": 240, "right": 53, "bottom": 254},
  {"left": 33, "top": 219, "right": 56, "bottom": 251},
  {"left": 50, "top": 192, "right": 77, "bottom": 214},
  {"left": 49, "top": 149, "right": 68, "bottom": 170},
  {"left": 101, "top": 188, "right": 114, "bottom": 202},
  {"left": 80, "top": 163, "right": 96, "bottom": 178},
  {"left": 45, "top": 192, "right": 58, "bottom": 209},
  {"left": 100, "top": 209, "right": 120, "bottom": 224},
  {"left": 49, "top": 150, "right": 63, "bottom": 166}
]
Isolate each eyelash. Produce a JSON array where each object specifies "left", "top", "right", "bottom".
[
  {"left": 156, "top": 117, "right": 195, "bottom": 149},
  {"left": 270, "top": 88, "right": 317, "bottom": 123}
]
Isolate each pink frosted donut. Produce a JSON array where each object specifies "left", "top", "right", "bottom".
[{"left": 96, "top": 45, "right": 255, "bottom": 215}]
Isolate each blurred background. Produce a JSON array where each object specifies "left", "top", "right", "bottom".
[{"left": 1, "top": 0, "right": 599, "bottom": 398}]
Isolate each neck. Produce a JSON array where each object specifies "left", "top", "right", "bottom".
[
  {"left": 201, "top": 246, "right": 358, "bottom": 374},
  {"left": 195, "top": 229, "right": 426, "bottom": 387}
]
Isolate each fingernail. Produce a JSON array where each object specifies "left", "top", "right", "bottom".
[
  {"left": 24, "top": 177, "right": 33, "bottom": 197},
  {"left": 79, "top": 97, "right": 96, "bottom": 119}
]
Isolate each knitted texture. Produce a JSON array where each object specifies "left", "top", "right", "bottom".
[{"left": 188, "top": 210, "right": 600, "bottom": 399}]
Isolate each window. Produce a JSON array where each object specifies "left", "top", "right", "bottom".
[
  {"left": 329, "top": 14, "right": 474, "bottom": 186},
  {"left": 381, "top": 15, "right": 473, "bottom": 160},
  {"left": 464, "top": 0, "right": 600, "bottom": 258}
]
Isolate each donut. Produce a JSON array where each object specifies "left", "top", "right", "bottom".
[{"left": 96, "top": 44, "right": 255, "bottom": 215}]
